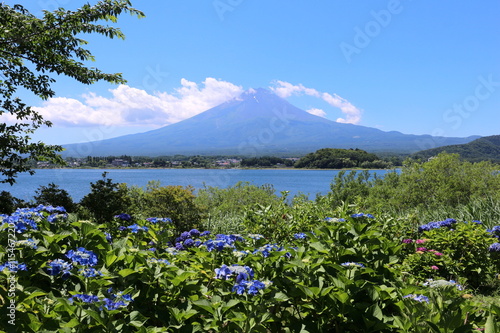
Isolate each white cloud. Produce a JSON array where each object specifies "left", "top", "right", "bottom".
[
  {"left": 306, "top": 108, "right": 327, "bottom": 118},
  {"left": 270, "top": 80, "right": 362, "bottom": 124},
  {"left": 29, "top": 78, "right": 244, "bottom": 127}
]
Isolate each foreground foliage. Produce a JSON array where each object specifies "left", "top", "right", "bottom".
[{"left": 1, "top": 203, "right": 500, "bottom": 332}]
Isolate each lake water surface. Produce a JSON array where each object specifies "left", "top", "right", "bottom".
[{"left": 0, "top": 168, "right": 392, "bottom": 202}]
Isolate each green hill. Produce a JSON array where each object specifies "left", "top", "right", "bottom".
[
  {"left": 294, "top": 148, "right": 392, "bottom": 169},
  {"left": 412, "top": 135, "right": 500, "bottom": 162}
]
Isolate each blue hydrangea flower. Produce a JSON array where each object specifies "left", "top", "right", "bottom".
[
  {"left": 351, "top": 213, "right": 375, "bottom": 219},
  {"left": 114, "top": 213, "right": 132, "bottom": 221},
  {"left": 418, "top": 218, "right": 457, "bottom": 232},
  {"left": 147, "top": 258, "right": 170, "bottom": 265},
  {"left": 37, "top": 204, "right": 67, "bottom": 214},
  {"left": 0, "top": 261, "right": 27, "bottom": 272},
  {"left": 215, "top": 264, "right": 233, "bottom": 280},
  {"left": 146, "top": 217, "right": 172, "bottom": 223},
  {"left": 247, "top": 280, "right": 266, "bottom": 295},
  {"left": 253, "top": 244, "right": 288, "bottom": 258},
  {"left": 203, "top": 234, "right": 243, "bottom": 252},
  {"left": 102, "top": 290, "right": 133, "bottom": 310},
  {"left": 47, "top": 213, "right": 68, "bottom": 223},
  {"left": 248, "top": 233, "right": 264, "bottom": 240},
  {"left": 66, "top": 247, "right": 98, "bottom": 266},
  {"left": 189, "top": 229, "right": 200, "bottom": 238},
  {"left": 423, "top": 279, "right": 464, "bottom": 291},
  {"left": 69, "top": 294, "right": 99, "bottom": 304},
  {"left": 293, "top": 233, "right": 307, "bottom": 239},
  {"left": 104, "top": 232, "right": 112, "bottom": 243},
  {"left": 16, "top": 238, "right": 37, "bottom": 249},
  {"left": 78, "top": 267, "right": 103, "bottom": 278},
  {"left": 489, "top": 243, "right": 500, "bottom": 252},
  {"left": 127, "top": 224, "right": 148, "bottom": 233},
  {"left": 46, "top": 259, "right": 72, "bottom": 277},
  {"left": 183, "top": 238, "right": 195, "bottom": 248},
  {"left": 179, "top": 231, "right": 191, "bottom": 241},
  {"left": 232, "top": 279, "right": 268, "bottom": 296},
  {"left": 489, "top": 226, "right": 500, "bottom": 239},
  {"left": 232, "top": 283, "right": 246, "bottom": 295},
  {"left": 325, "top": 217, "right": 346, "bottom": 222},
  {"left": 214, "top": 264, "right": 254, "bottom": 281},
  {"left": 403, "top": 294, "right": 430, "bottom": 303},
  {"left": 102, "top": 298, "right": 127, "bottom": 310},
  {"left": 341, "top": 262, "right": 365, "bottom": 268},
  {"left": 200, "top": 231, "right": 211, "bottom": 237}
]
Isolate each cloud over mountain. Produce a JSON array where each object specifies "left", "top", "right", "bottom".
[
  {"left": 270, "top": 80, "right": 363, "bottom": 124},
  {"left": 31, "top": 78, "right": 244, "bottom": 127},
  {"left": 6, "top": 78, "right": 364, "bottom": 130}
]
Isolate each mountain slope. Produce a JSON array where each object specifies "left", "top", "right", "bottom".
[
  {"left": 62, "top": 88, "right": 479, "bottom": 157},
  {"left": 412, "top": 135, "right": 500, "bottom": 162}
]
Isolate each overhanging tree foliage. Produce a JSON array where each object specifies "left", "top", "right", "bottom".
[{"left": 0, "top": 1, "right": 144, "bottom": 184}]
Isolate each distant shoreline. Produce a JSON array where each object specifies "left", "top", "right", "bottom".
[{"left": 34, "top": 166, "right": 393, "bottom": 171}]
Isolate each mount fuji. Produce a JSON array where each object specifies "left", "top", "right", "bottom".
[{"left": 61, "top": 88, "right": 478, "bottom": 157}]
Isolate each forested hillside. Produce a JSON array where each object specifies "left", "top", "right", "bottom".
[{"left": 412, "top": 135, "right": 500, "bottom": 162}]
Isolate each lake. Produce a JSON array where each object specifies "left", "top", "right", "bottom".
[{"left": 0, "top": 168, "right": 393, "bottom": 202}]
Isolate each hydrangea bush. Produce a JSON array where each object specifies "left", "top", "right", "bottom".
[{"left": 1, "top": 206, "right": 500, "bottom": 332}]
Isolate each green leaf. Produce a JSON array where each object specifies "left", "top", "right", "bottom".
[
  {"left": 85, "top": 309, "right": 106, "bottom": 326},
  {"left": 106, "top": 253, "right": 118, "bottom": 267},
  {"left": 222, "top": 299, "right": 240, "bottom": 313},
  {"left": 274, "top": 291, "right": 290, "bottom": 302},
  {"left": 192, "top": 299, "right": 215, "bottom": 315},
  {"left": 485, "top": 313, "right": 498, "bottom": 333},
  {"left": 309, "top": 241, "right": 329, "bottom": 253},
  {"left": 172, "top": 271, "right": 196, "bottom": 286},
  {"left": 118, "top": 268, "right": 137, "bottom": 277},
  {"left": 368, "top": 304, "right": 383, "bottom": 320},
  {"left": 61, "top": 318, "right": 81, "bottom": 328},
  {"left": 23, "top": 291, "right": 47, "bottom": 301}
]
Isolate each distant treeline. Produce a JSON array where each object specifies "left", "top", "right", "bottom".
[
  {"left": 294, "top": 148, "right": 395, "bottom": 169},
  {"left": 240, "top": 156, "right": 295, "bottom": 167},
  {"left": 48, "top": 148, "right": 408, "bottom": 170}
]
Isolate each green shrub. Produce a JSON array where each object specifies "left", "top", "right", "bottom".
[
  {"left": 142, "top": 181, "right": 202, "bottom": 233},
  {"left": 0, "top": 190, "right": 25, "bottom": 214},
  {"left": 196, "top": 182, "right": 279, "bottom": 234},
  {"left": 34, "top": 182, "right": 76, "bottom": 212},
  {"left": 79, "top": 172, "right": 131, "bottom": 223}
]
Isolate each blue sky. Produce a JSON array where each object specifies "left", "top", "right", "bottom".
[{"left": 3, "top": 0, "right": 500, "bottom": 145}]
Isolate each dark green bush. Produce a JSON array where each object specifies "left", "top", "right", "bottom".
[
  {"left": 79, "top": 172, "right": 131, "bottom": 223},
  {"left": 0, "top": 190, "right": 25, "bottom": 214},
  {"left": 34, "top": 182, "right": 76, "bottom": 212}
]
